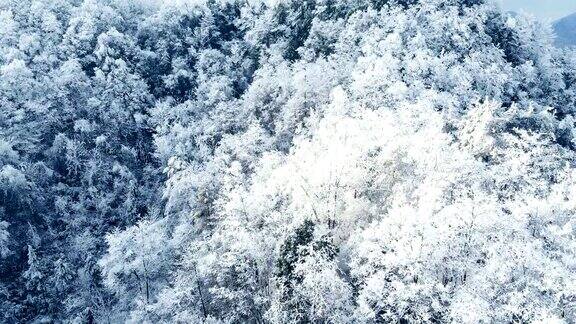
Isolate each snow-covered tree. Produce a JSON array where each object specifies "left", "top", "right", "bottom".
[{"left": 2, "top": 0, "right": 576, "bottom": 322}]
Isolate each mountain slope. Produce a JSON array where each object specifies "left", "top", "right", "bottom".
[{"left": 554, "top": 12, "right": 576, "bottom": 47}]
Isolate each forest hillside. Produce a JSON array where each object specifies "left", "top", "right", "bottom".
[{"left": 1, "top": 0, "right": 576, "bottom": 322}]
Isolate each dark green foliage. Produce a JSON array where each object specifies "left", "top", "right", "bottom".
[
  {"left": 276, "top": 220, "right": 315, "bottom": 284},
  {"left": 485, "top": 12, "right": 525, "bottom": 66},
  {"left": 275, "top": 220, "right": 338, "bottom": 322},
  {"left": 270, "top": 0, "right": 317, "bottom": 61}
]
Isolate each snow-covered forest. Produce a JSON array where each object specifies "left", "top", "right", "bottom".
[{"left": 1, "top": 0, "right": 576, "bottom": 322}]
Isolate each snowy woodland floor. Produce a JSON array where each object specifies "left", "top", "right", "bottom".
[{"left": 2, "top": 0, "right": 576, "bottom": 323}]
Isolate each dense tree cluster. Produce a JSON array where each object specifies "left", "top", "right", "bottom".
[{"left": 1, "top": 0, "right": 576, "bottom": 322}]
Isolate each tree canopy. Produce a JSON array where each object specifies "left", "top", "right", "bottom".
[{"left": 1, "top": 0, "right": 576, "bottom": 322}]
